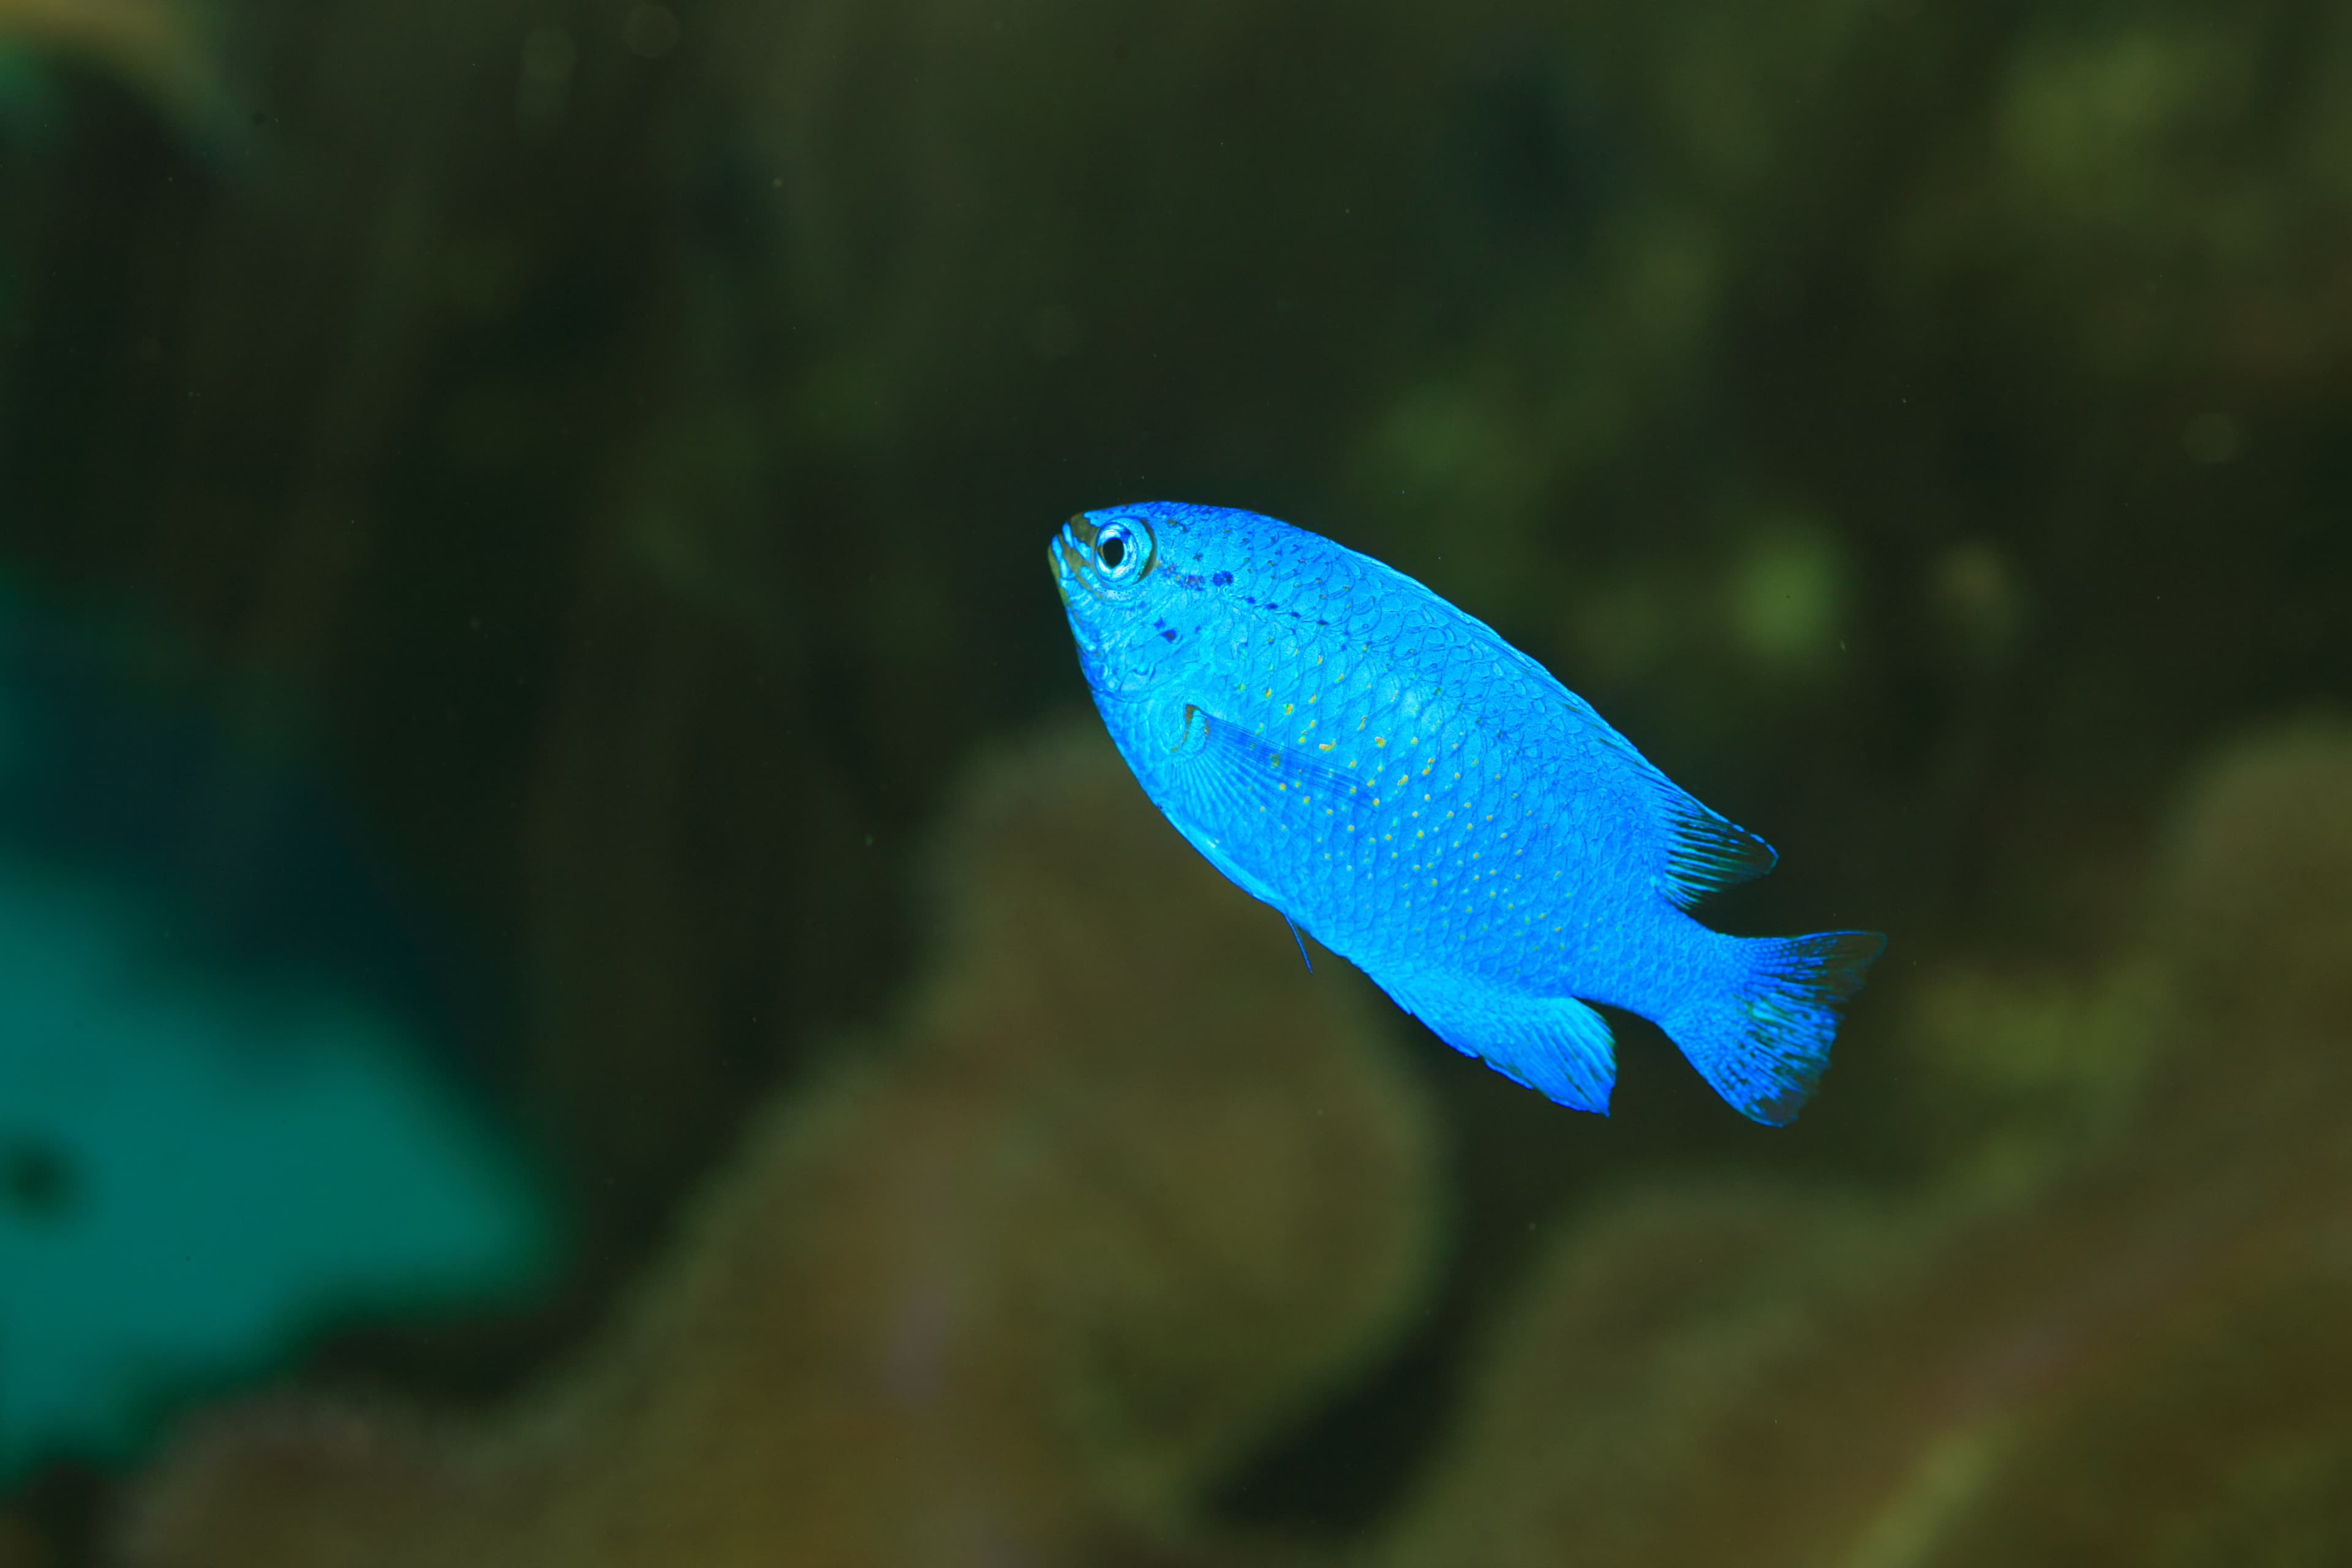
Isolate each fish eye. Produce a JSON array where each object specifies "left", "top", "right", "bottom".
[{"left": 1095, "top": 520, "right": 1149, "bottom": 580}]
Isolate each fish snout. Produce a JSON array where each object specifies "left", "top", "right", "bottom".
[{"left": 1049, "top": 514, "right": 1101, "bottom": 599}]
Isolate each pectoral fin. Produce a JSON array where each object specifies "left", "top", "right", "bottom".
[
  {"left": 1178, "top": 704, "right": 1373, "bottom": 807},
  {"left": 1150, "top": 703, "right": 1387, "bottom": 932},
  {"left": 1167, "top": 704, "right": 1384, "bottom": 846}
]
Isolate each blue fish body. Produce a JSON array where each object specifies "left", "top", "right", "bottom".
[{"left": 1049, "top": 502, "right": 1883, "bottom": 1124}]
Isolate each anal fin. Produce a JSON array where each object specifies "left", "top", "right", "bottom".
[{"left": 1391, "top": 986, "right": 1619, "bottom": 1115}]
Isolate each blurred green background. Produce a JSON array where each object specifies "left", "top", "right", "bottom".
[{"left": 1, "top": 1, "right": 2348, "bottom": 1564}]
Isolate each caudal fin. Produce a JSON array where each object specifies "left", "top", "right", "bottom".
[{"left": 1665, "top": 930, "right": 1885, "bottom": 1125}]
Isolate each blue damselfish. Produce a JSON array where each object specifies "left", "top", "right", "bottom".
[{"left": 1050, "top": 502, "right": 1883, "bottom": 1124}]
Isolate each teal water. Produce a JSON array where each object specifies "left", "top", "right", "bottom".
[{"left": 0, "top": 582, "right": 553, "bottom": 1483}]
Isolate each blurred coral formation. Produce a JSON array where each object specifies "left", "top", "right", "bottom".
[
  {"left": 120, "top": 727, "right": 1441, "bottom": 1567},
  {"left": 106, "top": 725, "right": 2352, "bottom": 1568},
  {"left": 1379, "top": 725, "right": 2352, "bottom": 1568},
  {"left": 0, "top": 0, "right": 2347, "bottom": 1561}
]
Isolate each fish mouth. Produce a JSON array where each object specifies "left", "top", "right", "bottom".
[{"left": 1049, "top": 514, "right": 1107, "bottom": 606}]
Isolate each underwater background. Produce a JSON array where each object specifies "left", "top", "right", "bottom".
[{"left": 1, "top": 0, "right": 2349, "bottom": 1563}]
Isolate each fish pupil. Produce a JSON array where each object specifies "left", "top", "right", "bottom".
[{"left": 1100, "top": 532, "right": 1127, "bottom": 568}]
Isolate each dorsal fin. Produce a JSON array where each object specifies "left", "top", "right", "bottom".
[
  {"left": 1654, "top": 790, "right": 1777, "bottom": 907},
  {"left": 1378, "top": 580, "right": 1784, "bottom": 910}
]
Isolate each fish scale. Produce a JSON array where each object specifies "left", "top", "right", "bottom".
[{"left": 1052, "top": 501, "right": 1883, "bottom": 1124}]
